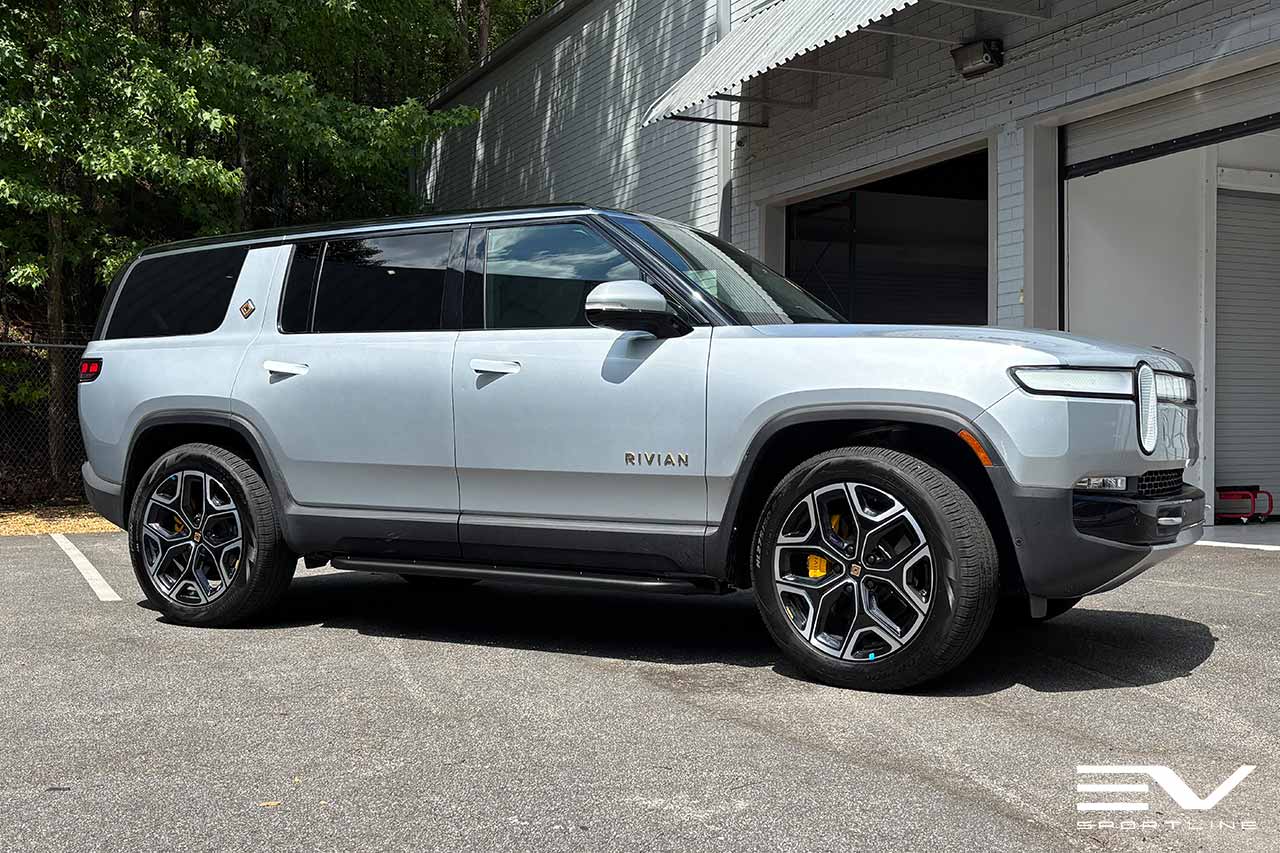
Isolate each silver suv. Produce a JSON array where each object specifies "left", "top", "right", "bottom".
[{"left": 79, "top": 205, "right": 1204, "bottom": 690}]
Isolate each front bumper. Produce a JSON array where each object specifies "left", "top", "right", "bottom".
[{"left": 989, "top": 468, "right": 1204, "bottom": 599}]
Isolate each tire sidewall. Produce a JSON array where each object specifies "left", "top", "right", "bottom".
[
  {"left": 127, "top": 445, "right": 270, "bottom": 626},
  {"left": 752, "top": 449, "right": 984, "bottom": 690}
]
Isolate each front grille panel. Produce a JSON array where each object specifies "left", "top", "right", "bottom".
[{"left": 1136, "top": 468, "right": 1184, "bottom": 499}]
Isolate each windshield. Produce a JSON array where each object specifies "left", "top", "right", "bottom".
[{"left": 613, "top": 217, "right": 843, "bottom": 325}]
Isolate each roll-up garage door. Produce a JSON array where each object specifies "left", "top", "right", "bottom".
[
  {"left": 1065, "top": 64, "right": 1280, "bottom": 177},
  {"left": 1215, "top": 190, "right": 1280, "bottom": 507}
]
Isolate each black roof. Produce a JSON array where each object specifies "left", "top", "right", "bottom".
[{"left": 138, "top": 203, "right": 605, "bottom": 256}]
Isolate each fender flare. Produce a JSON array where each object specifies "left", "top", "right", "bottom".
[
  {"left": 704, "top": 403, "right": 1019, "bottom": 582},
  {"left": 123, "top": 409, "right": 293, "bottom": 535}
]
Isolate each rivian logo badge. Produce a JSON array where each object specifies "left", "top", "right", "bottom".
[
  {"left": 192, "top": 530, "right": 202, "bottom": 543},
  {"left": 849, "top": 563, "right": 862, "bottom": 577},
  {"left": 239, "top": 299, "right": 256, "bottom": 319},
  {"left": 625, "top": 452, "right": 690, "bottom": 468}
]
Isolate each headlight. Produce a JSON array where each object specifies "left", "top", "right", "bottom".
[
  {"left": 1010, "top": 366, "right": 1196, "bottom": 404},
  {"left": 1154, "top": 371, "right": 1195, "bottom": 404},
  {"left": 1009, "top": 367, "right": 1133, "bottom": 398}
]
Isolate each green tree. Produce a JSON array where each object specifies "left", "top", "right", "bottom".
[{"left": 0, "top": 0, "right": 517, "bottom": 478}]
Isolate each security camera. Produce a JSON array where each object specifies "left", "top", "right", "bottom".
[{"left": 952, "top": 39, "right": 1003, "bottom": 79}]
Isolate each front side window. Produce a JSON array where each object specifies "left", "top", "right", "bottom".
[
  {"left": 106, "top": 245, "right": 249, "bottom": 339},
  {"left": 614, "top": 217, "right": 842, "bottom": 325},
  {"left": 484, "top": 223, "right": 641, "bottom": 329}
]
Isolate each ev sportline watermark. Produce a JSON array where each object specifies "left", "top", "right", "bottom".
[{"left": 1075, "top": 765, "right": 1258, "bottom": 833}]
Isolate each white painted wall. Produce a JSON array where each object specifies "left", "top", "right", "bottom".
[
  {"left": 1064, "top": 149, "right": 1205, "bottom": 366},
  {"left": 1218, "top": 129, "right": 1280, "bottom": 171},
  {"left": 424, "top": 0, "right": 723, "bottom": 232}
]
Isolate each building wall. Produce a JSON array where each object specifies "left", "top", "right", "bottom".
[
  {"left": 1064, "top": 149, "right": 1206, "bottom": 366},
  {"left": 426, "top": 0, "right": 1280, "bottom": 332},
  {"left": 424, "top": 0, "right": 724, "bottom": 231},
  {"left": 724, "top": 0, "right": 1280, "bottom": 328}
]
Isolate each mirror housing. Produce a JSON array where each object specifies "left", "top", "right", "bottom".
[{"left": 585, "top": 280, "right": 692, "bottom": 338}]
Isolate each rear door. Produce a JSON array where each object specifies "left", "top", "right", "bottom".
[
  {"left": 232, "top": 227, "right": 465, "bottom": 556},
  {"left": 451, "top": 219, "right": 711, "bottom": 574}
]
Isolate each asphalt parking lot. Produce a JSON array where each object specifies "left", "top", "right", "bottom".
[{"left": 1, "top": 532, "right": 1277, "bottom": 852}]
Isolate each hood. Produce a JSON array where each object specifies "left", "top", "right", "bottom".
[{"left": 751, "top": 324, "right": 1195, "bottom": 374}]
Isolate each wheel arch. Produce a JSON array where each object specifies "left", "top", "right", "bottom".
[
  {"left": 710, "top": 405, "right": 1023, "bottom": 596},
  {"left": 122, "top": 411, "right": 288, "bottom": 530}
]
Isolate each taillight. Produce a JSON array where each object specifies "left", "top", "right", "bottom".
[{"left": 79, "top": 358, "right": 102, "bottom": 383}]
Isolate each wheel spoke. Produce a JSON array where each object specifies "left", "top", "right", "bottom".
[
  {"left": 139, "top": 469, "right": 243, "bottom": 607},
  {"left": 773, "top": 480, "right": 935, "bottom": 663}
]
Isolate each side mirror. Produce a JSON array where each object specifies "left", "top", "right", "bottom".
[{"left": 585, "top": 280, "right": 692, "bottom": 338}]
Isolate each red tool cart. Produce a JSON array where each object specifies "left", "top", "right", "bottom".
[{"left": 1215, "top": 485, "right": 1275, "bottom": 524}]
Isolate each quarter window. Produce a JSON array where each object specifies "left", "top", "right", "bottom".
[
  {"left": 105, "top": 245, "right": 249, "bottom": 339},
  {"left": 484, "top": 223, "right": 641, "bottom": 329}
]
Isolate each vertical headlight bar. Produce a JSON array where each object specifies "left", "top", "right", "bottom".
[{"left": 1136, "top": 362, "right": 1158, "bottom": 454}]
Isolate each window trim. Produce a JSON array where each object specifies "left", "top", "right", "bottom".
[
  {"left": 277, "top": 226, "right": 466, "bottom": 335},
  {"left": 463, "top": 215, "right": 711, "bottom": 333}
]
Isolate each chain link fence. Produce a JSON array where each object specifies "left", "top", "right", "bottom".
[{"left": 0, "top": 341, "right": 88, "bottom": 507}]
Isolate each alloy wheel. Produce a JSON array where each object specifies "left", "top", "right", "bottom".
[
  {"left": 773, "top": 482, "right": 935, "bottom": 662},
  {"left": 140, "top": 470, "right": 248, "bottom": 606}
]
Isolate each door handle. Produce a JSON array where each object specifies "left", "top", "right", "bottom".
[
  {"left": 470, "top": 358, "right": 521, "bottom": 375},
  {"left": 264, "top": 360, "right": 309, "bottom": 377}
]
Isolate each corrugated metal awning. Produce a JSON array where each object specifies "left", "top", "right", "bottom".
[{"left": 642, "top": 0, "right": 919, "bottom": 126}]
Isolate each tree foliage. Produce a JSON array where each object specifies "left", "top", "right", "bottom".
[{"left": 0, "top": 0, "right": 540, "bottom": 339}]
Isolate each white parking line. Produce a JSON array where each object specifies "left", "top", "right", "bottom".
[
  {"left": 1195, "top": 540, "right": 1280, "bottom": 553},
  {"left": 50, "top": 533, "right": 122, "bottom": 602}
]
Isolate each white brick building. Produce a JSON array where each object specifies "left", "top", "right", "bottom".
[{"left": 425, "top": 0, "right": 1280, "bottom": 516}]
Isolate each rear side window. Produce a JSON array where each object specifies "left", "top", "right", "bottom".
[
  {"left": 315, "top": 232, "right": 451, "bottom": 333},
  {"left": 484, "top": 223, "right": 641, "bottom": 329},
  {"left": 105, "top": 246, "right": 249, "bottom": 339},
  {"left": 280, "top": 232, "right": 452, "bottom": 333}
]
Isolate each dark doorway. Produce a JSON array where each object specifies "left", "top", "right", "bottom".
[{"left": 785, "top": 149, "right": 989, "bottom": 325}]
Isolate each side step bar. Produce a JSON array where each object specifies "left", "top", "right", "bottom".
[{"left": 329, "top": 556, "right": 717, "bottom": 595}]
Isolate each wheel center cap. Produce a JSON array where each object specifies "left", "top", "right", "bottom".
[
  {"left": 192, "top": 530, "right": 202, "bottom": 543},
  {"left": 849, "top": 562, "right": 862, "bottom": 577}
]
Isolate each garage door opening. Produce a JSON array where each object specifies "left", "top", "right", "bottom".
[{"left": 784, "top": 149, "right": 988, "bottom": 325}]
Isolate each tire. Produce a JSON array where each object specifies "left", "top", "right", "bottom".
[
  {"left": 127, "top": 443, "right": 296, "bottom": 626},
  {"left": 751, "top": 446, "right": 999, "bottom": 691}
]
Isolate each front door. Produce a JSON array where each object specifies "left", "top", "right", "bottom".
[
  {"left": 452, "top": 220, "right": 710, "bottom": 574},
  {"left": 233, "top": 228, "right": 464, "bottom": 556}
]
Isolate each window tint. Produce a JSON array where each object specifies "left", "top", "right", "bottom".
[
  {"left": 484, "top": 223, "right": 641, "bottom": 329},
  {"left": 105, "top": 246, "right": 249, "bottom": 339},
  {"left": 280, "top": 242, "right": 321, "bottom": 333},
  {"left": 312, "top": 232, "right": 452, "bottom": 333}
]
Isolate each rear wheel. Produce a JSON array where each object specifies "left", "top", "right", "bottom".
[
  {"left": 751, "top": 446, "right": 998, "bottom": 691},
  {"left": 127, "top": 443, "right": 295, "bottom": 626}
]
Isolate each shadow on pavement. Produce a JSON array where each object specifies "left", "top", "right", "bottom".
[
  {"left": 920, "top": 606, "right": 1217, "bottom": 696},
  {"left": 262, "top": 571, "right": 779, "bottom": 668},
  {"left": 239, "top": 573, "right": 1217, "bottom": 692}
]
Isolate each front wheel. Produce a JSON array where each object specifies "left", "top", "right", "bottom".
[
  {"left": 751, "top": 446, "right": 999, "bottom": 691},
  {"left": 127, "top": 443, "right": 296, "bottom": 626}
]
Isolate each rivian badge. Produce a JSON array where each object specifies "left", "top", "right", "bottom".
[{"left": 240, "top": 299, "right": 256, "bottom": 319}]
